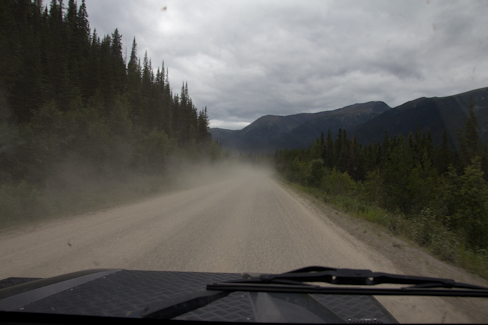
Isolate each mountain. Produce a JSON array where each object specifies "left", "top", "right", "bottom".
[
  {"left": 349, "top": 87, "right": 488, "bottom": 148},
  {"left": 210, "top": 87, "right": 488, "bottom": 154},
  {"left": 218, "top": 113, "right": 313, "bottom": 154},
  {"left": 286, "top": 102, "right": 391, "bottom": 148},
  {"left": 209, "top": 128, "right": 236, "bottom": 143},
  {"left": 211, "top": 102, "right": 390, "bottom": 154}
]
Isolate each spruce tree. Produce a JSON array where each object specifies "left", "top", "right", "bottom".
[
  {"left": 322, "top": 129, "right": 334, "bottom": 169},
  {"left": 111, "top": 28, "right": 126, "bottom": 94},
  {"left": 435, "top": 130, "right": 451, "bottom": 175},
  {"left": 458, "top": 96, "right": 479, "bottom": 166}
]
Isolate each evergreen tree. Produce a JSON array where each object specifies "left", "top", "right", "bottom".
[
  {"left": 77, "top": 0, "right": 89, "bottom": 37},
  {"left": 322, "top": 129, "right": 334, "bottom": 169},
  {"left": 458, "top": 96, "right": 479, "bottom": 166},
  {"left": 83, "top": 29, "right": 101, "bottom": 100},
  {"left": 126, "top": 37, "right": 142, "bottom": 125},
  {"left": 110, "top": 28, "right": 126, "bottom": 94},
  {"left": 434, "top": 130, "right": 451, "bottom": 175},
  {"left": 197, "top": 106, "right": 211, "bottom": 144},
  {"left": 334, "top": 128, "right": 343, "bottom": 169},
  {"left": 380, "top": 135, "right": 418, "bottom": 213},
  {"left": 381, "top": 130, "right": 390, "bottom": 166}
]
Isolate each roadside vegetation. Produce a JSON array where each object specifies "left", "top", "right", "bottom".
[
  {"left": 275, "top": 99, "right": 488, "bottom": 278},
  {"left": 0, "top": 1, "right": 223, "bottom": 230}
]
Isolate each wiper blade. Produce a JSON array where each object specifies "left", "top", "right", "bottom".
[
  {"left": 207, "top": 266, "right": 488, "bottom": 297},
  {"left": 136, "top": 266, "right": 488, "bottom": 320},
  {"left": 208, "top": 283, "right": 488, "bottom": 297}
]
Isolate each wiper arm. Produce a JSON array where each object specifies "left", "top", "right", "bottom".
[
  {"left": 249, "top": 266, "right": 485, "bottom": 288},
  {"left": 207, "top": 266, "right": 488, "bottom": 297},
  {"left": 136, "top": 266, "right": 488, "bottom": 320}
]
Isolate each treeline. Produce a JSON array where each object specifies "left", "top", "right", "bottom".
[
  {"left": 275, "top": 99, "right": 488, "bottom": 258},
  {"left": 0, "top": 0, "right": 221, "bottom": 226},
  {"left": 1, "top": 0, "right": 220, "bottom": 184}
]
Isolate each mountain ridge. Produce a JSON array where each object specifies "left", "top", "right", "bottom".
[
  {"left": 210, "top": 87, "right": 488, "bottom": 153},
  {"left": 349, "top": 87, "right": 488, "bottom": 148}
]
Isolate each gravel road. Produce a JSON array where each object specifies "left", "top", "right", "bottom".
[{"left": 0, "top": 167, "right": 486, "bottom": 322}]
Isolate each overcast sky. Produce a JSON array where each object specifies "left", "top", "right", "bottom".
[{"left": 83, "top": 0, "right": 488, "bottom": 129}]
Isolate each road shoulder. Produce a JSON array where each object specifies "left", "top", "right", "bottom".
[{"left": 276, "top": 179, "right": 488, "bottom": 323}]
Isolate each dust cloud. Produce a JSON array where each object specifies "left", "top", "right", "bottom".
[
  {"left": 0, "top": 153, "right": 276, "bottom": 232},
  {"left": 164, "top": 158, "right": 275, "bottom": 191}
]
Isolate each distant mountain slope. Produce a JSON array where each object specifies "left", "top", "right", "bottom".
[
  {"left": 209, "top": 128, "right": 236, "bottom": 143},
  {"left": 285, "top": 102, "right": 390, "bottom": 149},
  {"left": 211, "top": 102, "right": 390, "bottom": 154},
  {"left": 350, "top": 87, "right": 488, "bottom": 148},
  {"left": 210, "top": 87, "right": 488, "bottom": 154}
]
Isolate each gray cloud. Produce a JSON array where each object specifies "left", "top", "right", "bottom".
[{"left": 84, "top": 0, "right": 488, "bottom": 129}]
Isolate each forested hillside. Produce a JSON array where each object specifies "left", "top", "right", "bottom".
[
  {"left": 0, "top": 0, "right": 221, "bottom": 226},
  {"left": 275, "top": 98, "right": 488, "bottom": 276},
  {"left": 211, "top": 101, "right": 390, "bottom": 154},
  {"left": 350, "top": 87, "right": 488, "bottom": 149}
]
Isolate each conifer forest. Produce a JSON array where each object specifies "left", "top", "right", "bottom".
[
  {"left": 275, "top": 98, "right": 488, "bottom": 267},
  {"left": 0, "top": 0, "right": 220, "bottom": 224}
]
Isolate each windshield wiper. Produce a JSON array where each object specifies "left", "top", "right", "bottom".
[
  {"left": 137, "top": 266, "right": 488, "bottom": 320},
  {"left": 207, "top": 266, "right": 488, "bottom": 297}
]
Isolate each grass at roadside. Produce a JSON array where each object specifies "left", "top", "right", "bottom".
[
  {"left": 0, "top": 173, "right": 173, "bottom": 231},
  {"left": 278, "top": 177, "right": 488, "bottom": 279},
  {"left": 0, "top": 161, "right": 251, "bottom": 232}
]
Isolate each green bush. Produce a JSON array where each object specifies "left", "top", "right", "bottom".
[
  {"left": 430, "top": 225, "right": 460, "bottom": 263},
  {"left": 321, "top": 168, "right": 356, "bottom": 195},
  {"left": 307, "top": 159, "right": 324, "bottom": 187},
  {"left": 441, "top": 157, "right": 488, "bottom": 249},
  {"left": 0, "top": 181, "right": 46, "bottom": 227},
  {"left": 412, "top": 208, "right": 436, "bottom": 247}
]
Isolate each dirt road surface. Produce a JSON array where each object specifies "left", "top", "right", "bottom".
[{"left": 1, "top": 167, "right": 487, "bottom": 322}]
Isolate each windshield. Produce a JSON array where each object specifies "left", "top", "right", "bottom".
[{"left": 1, "top": 0, "right": 488, "bottom": 323}]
